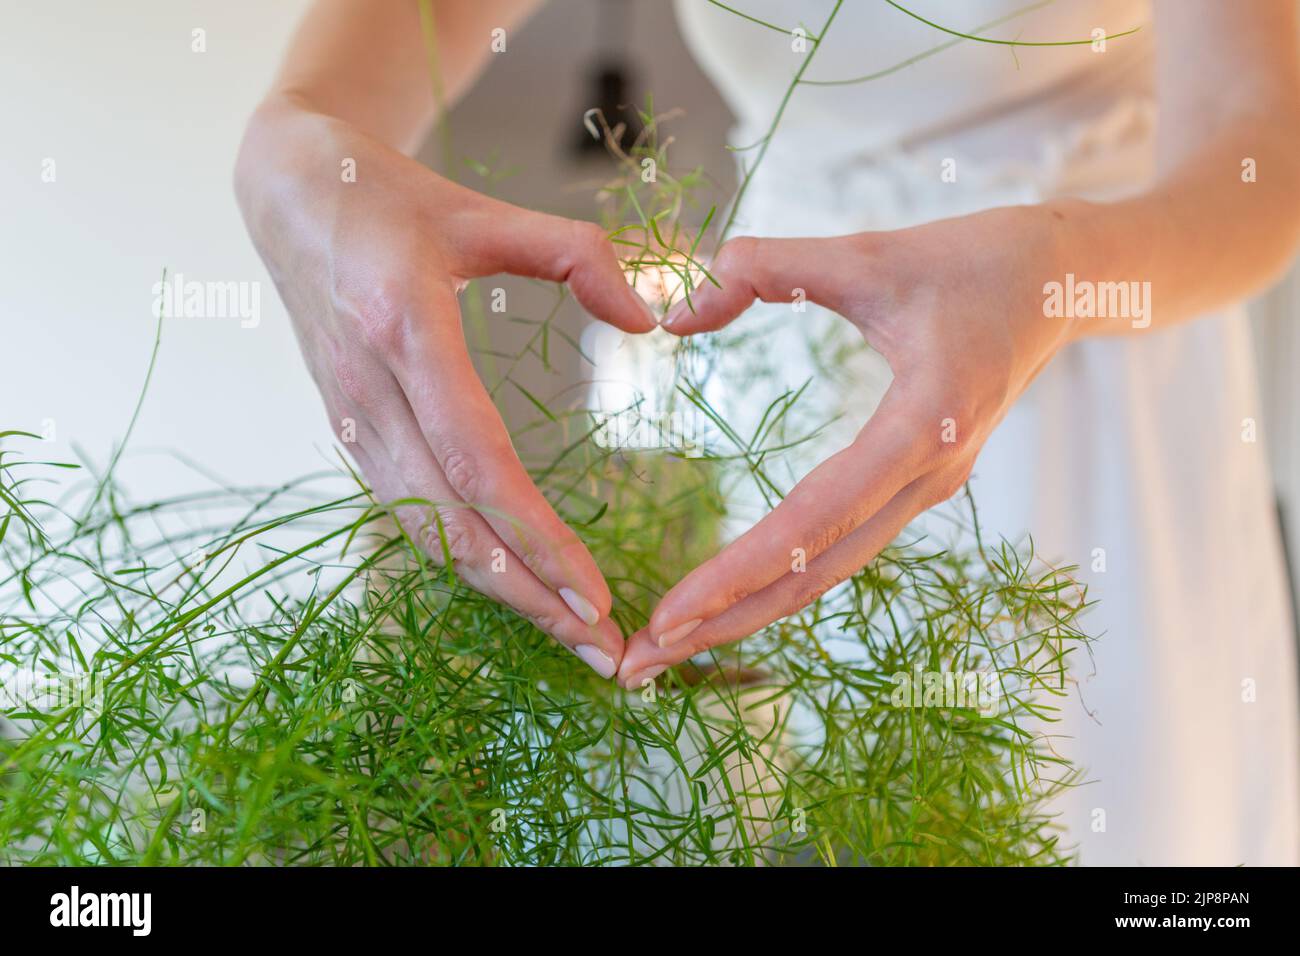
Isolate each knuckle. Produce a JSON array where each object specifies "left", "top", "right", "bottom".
[
  {"left": 527, "top": 610, "right": 565, "bottom": 637},
  {"left": 714, "top": 235, "right": 756, "bottom": 275},
  {"left": 519, "top": 530, "right": 588, "bottom": 582},
  {"left": 935, "top": 430, "right": 973, "bottom": 463},
  {"left": 804, "top": 514, "right": 858, "bottom": 560},
  {"left": 721, "top": 579, "right": 753, "bottom": 609},
  {"left": 551, "top": 530, "right": 590, "bottom": 566},
  {"left": 925, "top": 467, "right": 973, "bottom": 509},
  {"left": 440, "top": 447, "right": 482, "bottom": 501},
  {"left": 441, "top": 519, "right": 479, "bottom": 564},
  {"left": 789, "top": 572, "right": 840, "bottom": 611},
  {"left": 423, "top": 512, "right": 478, "bottom": 564},
  {"left": 574, "top": 219, "right": 608, "bottom": 254},
  {"left": 336, "top": 276, "right": 411, "bottom": 359},
  {"left": 784, "top": 484, "right": 859, "bottom": 559},
  {"left": 392, "top": 505, "right": 430, "bottom": 552},
  {"left": 564, "top": 220, "right": 609, "bottom": 273},
  {"left": 332, "top": 357, "right": 371, "bottom": 409},
  {"left": 676, "top": 635, "right": 711, "bottom": 660}
]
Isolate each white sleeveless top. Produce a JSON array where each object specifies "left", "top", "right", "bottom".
[{"left": 659, "top": 0, "right": 1298, "bottom": 866}]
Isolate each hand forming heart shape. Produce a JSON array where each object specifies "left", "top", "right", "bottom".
[{"left": 616, "top": 204, "right": 1078, "bottom": 687}]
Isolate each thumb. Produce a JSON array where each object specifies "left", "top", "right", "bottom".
[
  {"left": 660, "top": 235, "right": 854, "bottom": 335},
  {"left": 462, "top": 200, "right": 657, "bottom": 333}
]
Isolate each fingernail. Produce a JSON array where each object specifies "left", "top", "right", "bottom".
[
  {"left": 623, "top": 663, "right": 668, "bottom": 690},
  {"left": 661, "top": 304, "right": 685, "bottom": 329},
  {"left": 574, "top": 644, "right": 617, "bottom": 679},
  {"left": 633, "top": 292, "right": 658, "bottom": 328},
  {"left": 559, "top": 587, "right": 601, "bottom": 626},
  {"left": 656, "top": 618, "right": 703, "bottom": 649}
]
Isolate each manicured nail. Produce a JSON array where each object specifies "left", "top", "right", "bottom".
[
  {"left": 623, "top": 663, "right": 667, "bottom": 690},
  {"left": 628, "top": 290, "right": 658, "bottom": 328},
  {"left": 574, "top": 644, "right": 617, "bottom": 679},
  {"left": 559, "top": 587, "right": 600, "bottom": 626},
  {"left": 656, "top": 618, "right": 703, "bottom": 649}
]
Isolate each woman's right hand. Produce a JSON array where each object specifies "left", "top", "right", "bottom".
[{"left": 235, "top": 96, "right": 655, "bottom": 678}]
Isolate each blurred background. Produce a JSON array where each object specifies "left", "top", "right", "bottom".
[
  {"left": 1, "top": 0, "right": 1297, "bottom": 615},
  {"left": 0, "top": 0, "right": 728, "bottom": 486}
]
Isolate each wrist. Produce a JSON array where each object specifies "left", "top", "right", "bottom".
[
  {"left": 235, "top": 94, "right": 319, "bottom": 184},
  {"left": 1037, "top": 197, "right": 1107, "bottom": 344},
  {"left": 234, "top": 95, "right": 338, "bottom": 241}
]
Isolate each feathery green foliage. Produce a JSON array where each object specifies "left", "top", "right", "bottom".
[{"left": 0, "top": 406, "right": 1090, "bottom": 865}]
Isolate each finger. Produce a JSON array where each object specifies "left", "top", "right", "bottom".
[
  {"left": 619, "top": 473, "right": 939, "bottom": 687},
  {"left": 388, "top": 418, "right": 627, "bottom": 668},
  {"left": 456, "top": 557, "right": 625, "bottom": 678},
  {"left": 660, "top": 235, "right": 858, "bottom": 334},
  {"left": 458, "top": 201, "right": 656, "bottom": 333},
  {"left": 352, "top": 414, "right": 625, "bottom": 674},
  {"left": 646, "top": 384, "right": 935, "bottom": 648},
  {"left": 381, "top": 281, "right": 615, "bottom": 630}
]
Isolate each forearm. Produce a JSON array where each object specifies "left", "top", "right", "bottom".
[
  {"left": 1053, "top": 0, "right": 1300, "bottom": 340},
  {"left": 262, "top": 0, "right": 541, "bottom": 153},
  {"left": 1050, "top": 116, "right": 1300, "bottom": 339}
]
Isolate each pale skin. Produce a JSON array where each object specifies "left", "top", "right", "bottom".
[{"left": 235, "top": 1, "right": 1300, "bottom": 686}]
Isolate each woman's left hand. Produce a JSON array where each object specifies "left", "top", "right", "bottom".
[{"left": 617, "top": 203, "right": 1082, "bottom": 688}]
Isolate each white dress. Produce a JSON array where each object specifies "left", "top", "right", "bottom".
[{"left": 661, "top": 0, "right": 1299, "bottom": 865}]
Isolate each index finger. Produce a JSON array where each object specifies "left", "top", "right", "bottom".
[
  {"left": 620, "top": 471, "right": 937, "bottom": 688},
  {"left": 647, "top": 384, "right": 937, "bottom": 648},
  {"left": 455, "top": 199, "right": 658, "bottom": 333},
  {"left": 384, "top": 279, "right": 615, "bottom": 628}
]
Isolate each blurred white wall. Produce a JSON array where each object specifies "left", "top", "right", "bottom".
[{"left": 0, "top": 0, "right": 322, "bottom": 500}]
